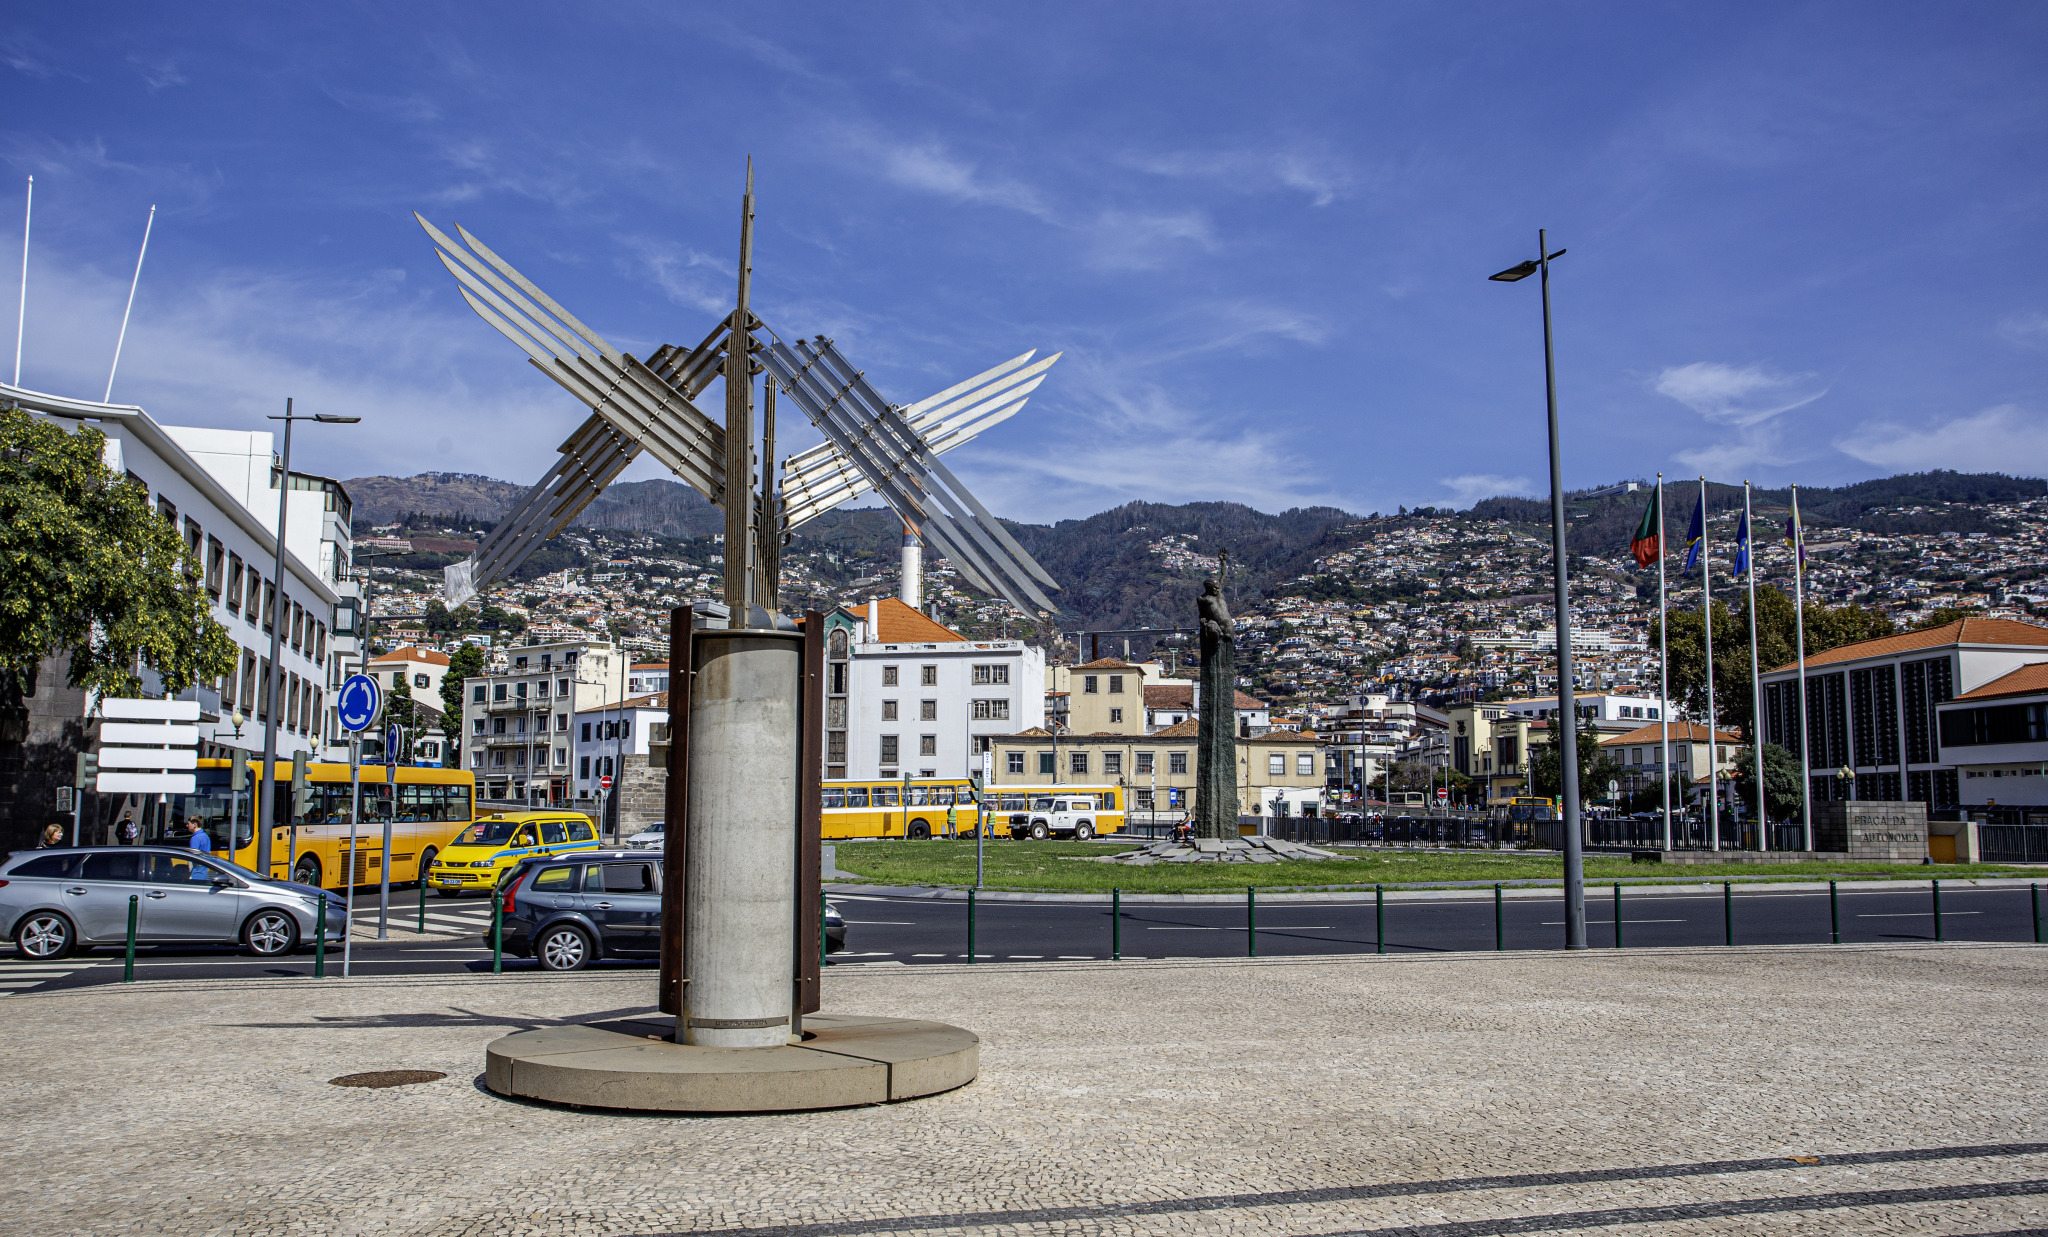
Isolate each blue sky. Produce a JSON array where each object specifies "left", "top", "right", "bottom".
[{"left": 6, "top": 3, "right": 2047, "bottom": 522}]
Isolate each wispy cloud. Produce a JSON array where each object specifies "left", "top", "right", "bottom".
[
  {"left": 1083, "top": 208, "right": 1216, "bottom": 271},
  {"left": 127, "top": 55, "right": 185, "bottom": 91},
  {"left": 849, "top": 132, "right": 1052, "bottom": 221},
  {"left": 1653, "top": 361, "right": 1826, "bottom": 427},
  {"left": 613, "top": 235, "right": 729, "bottom": 315},
  {"left": 1998, "top": 311, "right": 2048, "bottom": 352},
  {"left": 1837, "top": 404, "right": 2048, "bottom": 475},
  {"left": 1127, "top": 147, "right": 1352, "bottom": 206},
  {"left": 1673, "top": 430, "right": 1789, "bottom": 479},
  {"left": 1439, "top": 474, "right": 1535, "bottom": 507}
]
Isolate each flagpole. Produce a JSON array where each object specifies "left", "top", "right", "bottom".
[
  {"left": 1744, "top": 481, "right": 1764, "bottom": 852},
  {"left": 1700, "top": 476, "right": 1719, "bottom": 851},
  {"left": 1790, "top": 485, "right": 1812, "bottom": 851},
  {"left": 1657, "top": 473, "right": 1671, "bottom": 851}
]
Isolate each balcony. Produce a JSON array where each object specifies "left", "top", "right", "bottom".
[
  {"left": 481, "top": 730, "right": 534, "bottom": 747},
  {"left": 485, "top": 697, "right": 539, "bottom": 713}
]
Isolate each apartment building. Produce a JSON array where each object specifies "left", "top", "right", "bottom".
[
  {"left": 4, "top": 384, "right": 348, "bottom": 850},
  {"left": 572, "top": 692, "right": 670, "bottom": 834},
  {"left": 1760, "top": 617, "right": 2048, "bottom": 813},
  {"left": 1601, "top": 721, "right": 1742, "bottom": 793},
  {"left": 822, "top": 598, "right": 1044, "bottom": 782},
  {"left": 1141, "top": 681, "right": 1272, "bottom": 735},
  {"left": 369, "top": 646, "right": 451, "bottom": 716},
  {"left": 459, "top": 639, "right": 628, "bottom": 803}
]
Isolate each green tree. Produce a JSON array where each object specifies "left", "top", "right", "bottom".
[
  {"left": 1529, "top": 725, "right": 1617, "bottom": 801},
  {"left": 0, "top": 409, "right": 236, "bottom": 704},
  {"left": 441, "top": 643, "right": 486, "bottom": 719},
  {"left": 1732, "top": 742, "right": 1805, "bottom": 822},
  {"left": 1650, "top": 586, "right": 1892, "bottom": 735}
]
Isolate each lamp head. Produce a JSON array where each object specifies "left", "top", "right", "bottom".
[
  {"left": 1488, "top": 259, "right": 1539, "bottom": 283},
  {"left": 313, "top": 413, "right": 361, "bottom": 424}
]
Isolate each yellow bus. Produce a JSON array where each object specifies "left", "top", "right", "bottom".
[
  {"left": 147, "top": 759, "right": 479, "bottom": 891},
  {"left": 1504, "top": 795, "right": 1558, "bottom": 823},
  {"left": 822, "top": 778, "right": 983, "bottom": 841}
]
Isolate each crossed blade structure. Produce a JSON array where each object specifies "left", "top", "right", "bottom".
[
  {"left": 758, "top": 335, "right": 1061, "bottom": 616},
  {"left": 419, "top": 214, "right": 1062, "bottom": 615}
]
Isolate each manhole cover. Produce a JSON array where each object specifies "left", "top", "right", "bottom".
[{"left": 329, "top": 1070, "right": 447, "bottom": 1089}]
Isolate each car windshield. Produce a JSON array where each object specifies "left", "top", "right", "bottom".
[{"left": 454, "top": 818, "right": 522, "bottom": 846}]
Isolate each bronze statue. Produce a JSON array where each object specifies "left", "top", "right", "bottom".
[{"left": 1193, "top": 578, "right": 1239, "bottom": 839}]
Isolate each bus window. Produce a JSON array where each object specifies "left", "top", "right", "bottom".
[
  {"left": 566, "top": 819, "right": 595, "bottom": 842},
  {"left": 822, "top": 788, "right": 847, "bottom": 809},
  {"left": 539, "top": 820, "right": 568, "bottom": 845},
  {"left": 1097, "top": 792, "right": 1116, "bottom": 811},
  {"left": 845, "top": 788, "right": 868, "bottom": 809},
  {"left": 874, "top": 788, "right": 899, "bottom": 808},
  {"left": 933, "top": 786, "right": 954, "bottom": 806},
  {"left": 908, "top": 786, "right": 936, "bottom": 807},
  {"left": 1001, "top": 793, "right": 1028, "bottom": 812}
]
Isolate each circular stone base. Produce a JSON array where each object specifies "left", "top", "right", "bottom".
[{"left": 484, "top": 1013, "right": 978, "bottom": 1113}]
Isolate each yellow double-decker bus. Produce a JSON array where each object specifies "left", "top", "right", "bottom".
[{"left": 148, "top": 759, "right": 479, "bottom": 891}]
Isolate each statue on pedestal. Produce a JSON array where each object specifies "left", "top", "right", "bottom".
[{"left": 1194, "top": 578, "right": 1239, "bottom": 839}]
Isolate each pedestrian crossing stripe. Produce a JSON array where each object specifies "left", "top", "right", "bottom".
[{"left": 0, "top": 960, "right": 100, "bottom": 995}]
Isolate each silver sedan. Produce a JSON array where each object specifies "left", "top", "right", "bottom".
[{"left": 0, "top": 847, "right": 347, "bottom": 959}]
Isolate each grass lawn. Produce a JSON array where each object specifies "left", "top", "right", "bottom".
[{"left": 829, "top": 838, "right": 2043, "bottom": 894}]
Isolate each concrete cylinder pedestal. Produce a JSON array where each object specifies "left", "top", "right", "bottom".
[{"left": 683, "top": 630, "right": 801, "bottom": 1047}]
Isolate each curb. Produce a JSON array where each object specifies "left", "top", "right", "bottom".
[{"left": 826, "top": 876, "right": 2048, "bottom": 905}]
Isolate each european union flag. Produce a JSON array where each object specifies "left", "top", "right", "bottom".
[
  {"left": 1733, "top": 509, "right": 1751, "bottom": 577},
  {"left": 1683, "top": 492, "right": 1705, "bottom": 572}
]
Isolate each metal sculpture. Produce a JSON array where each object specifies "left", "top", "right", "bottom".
[{"left": 417, "top": 203, "right": 1061, "bottom": 615}]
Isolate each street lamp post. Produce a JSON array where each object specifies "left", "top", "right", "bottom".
[
  {"left": 254, "top": 400, "right": 359, "bottom": 880},
  {"left": 1491, "top": 231, "right": 1586, "bottom": 949}
]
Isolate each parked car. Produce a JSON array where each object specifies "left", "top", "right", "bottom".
[
  {"left": 623, "top": 820, "right": 664, "bottom": 850},
  {"left": 0, "top": 846, "right": 347, "bottom": 959},
  {"left": 1010, "top": 795, "right": 1101, "bottom": 841},
  {"left": 495, "top": 849, "right": 846, "bottom": 970},
  {"left": 426, "top": 810, "right": 602, "bottom": 898}
]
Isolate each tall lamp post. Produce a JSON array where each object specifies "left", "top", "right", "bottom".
[
  {"left": 1490, "top": 231, "right": 1586, "bottom": 949},
  {"left": 255, "top": 400, "right": 359, "bottom": 880}
]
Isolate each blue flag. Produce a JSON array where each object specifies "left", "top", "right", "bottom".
[
  {"left": 1733, "top": 509, "right": 1751, "bottom": 577},
  {"left": 1683, "top": 493, "right": 1705, "bottom": 572}
]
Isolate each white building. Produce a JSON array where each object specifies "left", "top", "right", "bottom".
[
  {"left": 459, "top": 638, "right": 627, "bottom": 804},
  {"left": 823, "top": 598, "right": 1045, "bottom": 781},
  {"left": 370, "top": 645, "right": 451, "bottom": 716},
  {"left": 627, "top": 661, "right": 670, "bottom": 695},
  {"left": 571, "top": 694, "right": 666, "bottom": 794},
  {"left": 1497, "top": 692, "right": 1665, "bottom": 725}
]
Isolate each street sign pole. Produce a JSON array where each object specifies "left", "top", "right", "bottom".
[
  {"left": 345, "top": 732, "right": 360, "bottom": 978},
  {"left": 379, "top": 736, "right": 395, "bottom": 940},
  {"left": 332, "top": 672, "right": 382, "bottom": 975}
]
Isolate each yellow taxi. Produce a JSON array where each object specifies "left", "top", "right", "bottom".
[{"left": 427, "top": 810, "right": 602, "bottom": 898}]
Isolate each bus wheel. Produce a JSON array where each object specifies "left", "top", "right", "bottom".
[
  {"left": 907, "top": 819, "right": 930, "bottom": 841},
  {"left": 293, "top": 855, "right": 321, "bottom": 889},
  {"left": 1074, "top": 822, "right": 1095, "bottom": 842},
  {"left": 1029, "top": 821, "right": 1049, "bottom": 841},
  {"left": 415, "top": 847, "right": 437, "bottom": 886}
]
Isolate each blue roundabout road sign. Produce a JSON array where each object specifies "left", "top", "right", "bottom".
[{"left": 336, "top": 673, "right": 383, "bottom": 733}]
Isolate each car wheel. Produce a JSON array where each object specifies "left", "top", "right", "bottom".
[
  {"left": 1029, "top": 821, "right": 1049, "bottom": 841},
  {"left": 1074, "top": 821, "right": 1095, "bottom": 842},
  {"left": 537, "top": 924, "right": 591, "bottom": 971},
  {"left": 293, "top": 855, "right": 321, "bottom": 889},
  {"left": 415, "top": 847, "right": 437, "bottom": 885},
  {"left": 243, "top": 909, "right": 301, "bottom": 957},
  {"left": 907, "top": 818, "right": 930, "bottom": 841},
  {"left": 14, "top": 911, "right": 76, "bottom": 960},
  {"left": 434, "top": 887, "right": 465, "bottom": 899}
]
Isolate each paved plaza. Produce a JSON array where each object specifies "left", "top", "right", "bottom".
[{"left": 3, "top": 942, "right": 2044, "bottom": 1236}]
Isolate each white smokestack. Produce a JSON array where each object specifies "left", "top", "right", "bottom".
[{"left": 900, "top": 524, "right": 922, "bottom": 609}]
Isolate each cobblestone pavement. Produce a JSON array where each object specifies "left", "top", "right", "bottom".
[{"left": 3, "top": 942, "right": 2044, "bottom": 1236}]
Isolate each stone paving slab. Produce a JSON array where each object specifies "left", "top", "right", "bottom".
[{"left": 0, "top": 942, "right": 2043, "bottom": 1235}]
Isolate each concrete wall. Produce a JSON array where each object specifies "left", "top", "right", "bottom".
[{"left": 1814, "top": 800, "right": 1929, "bottom": 860}]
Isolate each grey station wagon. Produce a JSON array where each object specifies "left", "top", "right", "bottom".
[
  {"left": 0, "top": 847, "right": 348, "bottom": 959},
  {"left": 498, "top": 850, "right": 845, "bottom": 971}
]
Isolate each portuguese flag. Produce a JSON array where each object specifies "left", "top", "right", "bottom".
[{"left": 1629, "top": 491, "right": 1661, "bottom": 567}]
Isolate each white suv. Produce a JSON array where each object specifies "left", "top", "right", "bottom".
[{"left": 1010, "top": 796, "right": 1100, "bottom": 842}]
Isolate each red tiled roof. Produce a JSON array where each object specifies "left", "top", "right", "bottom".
[
  {"left": 860, "top": 597, "right": 967, "bottom": 644},
  {"left": 371, "top": 645, "right": 451, "bottom": 667},
  {"left": 1600, "top": 722, "right": 1742, "bottom": 745},
  {"left": 1768, "top": 618, "right": 2048, "bottom": 674},
  {"left": 1143, "top": 683, "right": 1266, "bottom": 710},
  {"left": 1072, "top": 657, "right": 1139, "bottom": 670},
  {"left": 1949, "top": 660, "right": 2048, "bottom": 703}
]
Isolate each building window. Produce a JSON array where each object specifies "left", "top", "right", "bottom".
[
  {"left": 972, "top": 664, "right": 1009, "bottom": 685},
  {"left": 1109, "top": 674, "right": 1123, "bottom": 694},
  {"left": 880, "top": 735, "right": 899, "bottom": 766},
  {"left": 1297, "top": 754, "right": 1314, "bottom": 777},
  {"left": 472, "top": 718, "right": 485, "bottom": 735},
  {"left": 882, "top": 665, "right": 899, "bottom": 686},
  {"left": 205, "top": 537, "right": 224, "bottom": 598},
  {"left": 534, "top": 680, "right": 549, "bottom": 699},
  {"left": 1109, "top": 708, "right": 1123, "bottom": 724},
  {"left": 920, "top": 735, "right": 937, "bottom": 757},
  {"left": 1083, "top": 675, "right": 1098, "bottom": 694},
  {"left": 920, "top": 699, "right": 937, "bottom": 721},
  {"left": 1269, "top": 754, "right": 1286, "bottom": 776},
  {"left": 1008, "top": 751, "right": 1024, "bottom": 774},
  {"left": 414, "top": 673, "right": 429, "bottom": 689},
  {"left": 921, "top": 665, "right": 937, "bottom": 686},
  {"left": 1170, "top": 752, "right": 1188, "bottom": 775},
  {"left": 1137, "top": 751, "right": 1155, "bottom": 774},
  {"left": 556, "top": 714, "right": 568, "bottom": 731},
  {"left": 557, "top": 678, "right": 569, "bottom": 696},
  {"left": 1070, "top": 752, "right": 1088, "bottom": 775},
  {"left": 515, "top": 681, "right": 528, "bottom": 700},
  {"left": 1104, "top": 752, "right": 1122, "bottom": 775},
  {"left": 882, "top": 700, "right": 899, "bottom": 721},
  {"left": 555, "top": 748, "right": 567, "bottom": 767},
  {"left": 972, "top": 699, "right": 1010, "bottom": 721},
  {"left": 1038, "top": 752, "right": 1055, "bottom": 775},
  {"left": 827, "top": 731, "right": 846, "bottom": 766},
  {"left": 492, "top": 750, "right": 506, "bottom": 768},
  {"left": 473, "top": 685, "right": 486, "bottom": 704},
  {"left": 225, "top": 555, "right": 243, "bottom": 613}
]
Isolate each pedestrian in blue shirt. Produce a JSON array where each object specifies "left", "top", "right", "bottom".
[{"left": 182, "top": 815, "right": 213, "bottom": 855}]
